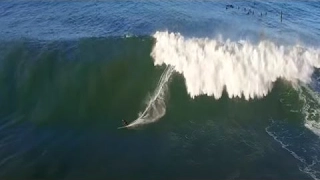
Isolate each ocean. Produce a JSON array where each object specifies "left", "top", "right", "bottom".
[{"left": 0, "top": 1, "right": 320, "bottom": 179}]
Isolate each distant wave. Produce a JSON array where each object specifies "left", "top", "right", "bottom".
[{"left": 151, "top": 31, "right": 320, "bottom": 100}]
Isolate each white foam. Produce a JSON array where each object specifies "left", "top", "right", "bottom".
[
  {"left": 297, "top": 84, "right": 320, "bottom": 137},
  {"left": 151, "top": 31, "right": 320, "bottom": 100}
]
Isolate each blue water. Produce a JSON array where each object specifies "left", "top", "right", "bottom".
[
  {"left": 0, "top": 1, "right": 320, "bottom": 180},
  {"left": 1, "top": 2, "right": 319, "bottom": 43}
]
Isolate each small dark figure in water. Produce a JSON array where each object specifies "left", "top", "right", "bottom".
[
  {"left": 122, "top": 119, "right": 128, "bottom": 126},
  {"left": 226, "top": 4, "right": 234, "bottom": 10},
  {"left": 280, "top": 11, "right": 283, "bottom": 22}
]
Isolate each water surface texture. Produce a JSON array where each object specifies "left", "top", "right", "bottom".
[{"left": 0, "top": 1, "right": 320, "bottom": 180}]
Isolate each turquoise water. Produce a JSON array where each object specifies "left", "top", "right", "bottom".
[{"left": 0, "top": 1, "right": 320, "bottom": 179}]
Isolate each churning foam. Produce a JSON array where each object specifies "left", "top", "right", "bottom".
[
  {"left": 151, "top": 31, "right": 320, "bottom": 100},
  {"left": 297, "top": 84, "right": 320, "bottom": 137}
]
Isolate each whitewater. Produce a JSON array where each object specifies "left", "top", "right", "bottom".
[{"left": 151, "top": 31, "right": 320, "bottom": 100}]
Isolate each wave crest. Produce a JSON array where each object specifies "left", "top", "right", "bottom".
[{"left": 151, "top": 31, "right": 320, "bottom": 100}]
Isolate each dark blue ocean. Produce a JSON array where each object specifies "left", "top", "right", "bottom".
[{"left": 0, "top": 1, "right": 320, "bottom": 180}]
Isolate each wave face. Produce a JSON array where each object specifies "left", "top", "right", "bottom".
[
  {"left": 0, "top": 35, "right": 320, "bottom": 180},
  {"left": 0, "top": 37, "right": 157, "bottom": 125},
  {"left": 152, "top": 31, "right": 320, "bottom": 100}
]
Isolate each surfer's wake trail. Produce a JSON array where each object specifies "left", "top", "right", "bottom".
[{"left": 125, "top": 66, "right": 174, "bottom": 128}]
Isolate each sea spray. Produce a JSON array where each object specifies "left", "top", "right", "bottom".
[
  {"left": 151, "top": 31, "right": 320, "bottom": 100},
  {"left": 124, "top": 66, "right": 174, "bottom": 128}
]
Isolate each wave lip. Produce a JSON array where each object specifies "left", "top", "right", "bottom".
[{"left": 151, "top": 31, "right": 320, "bottom": 100}]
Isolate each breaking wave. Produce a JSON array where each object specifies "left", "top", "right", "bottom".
[{"left": 151, "top": 31, "right": 320, "bottom": 100}]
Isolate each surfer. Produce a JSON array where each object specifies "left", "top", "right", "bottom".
[
  {"left": 226, "top": 4, "right": 234, "bottom": 10},
  {"left": 122, "top": 119, "right": 129, "bottom": 126}
]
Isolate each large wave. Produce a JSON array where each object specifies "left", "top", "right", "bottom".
[{"left": 151, "top": 31, "right": 320, "bottom": 100}]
